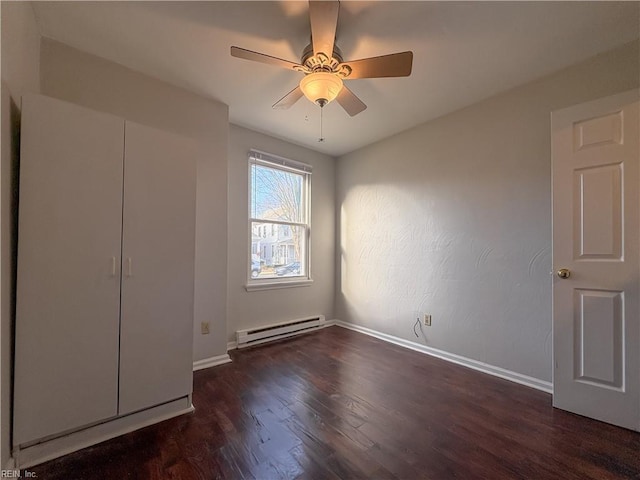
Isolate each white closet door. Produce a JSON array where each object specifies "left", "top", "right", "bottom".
[
  {"left": 119, "top": 121, "right": 196, "bottom": 415},
  {"left": 14, "top": 95, "right": 124, "bottom": 445}
]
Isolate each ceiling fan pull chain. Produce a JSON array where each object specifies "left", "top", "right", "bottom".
[{"left": 319, "top": 106, "right": 325, "bottom": 143}]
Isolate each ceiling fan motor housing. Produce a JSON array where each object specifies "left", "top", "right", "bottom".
[{"left": 301, "top": 43, "right": 351, "bottom": 78}]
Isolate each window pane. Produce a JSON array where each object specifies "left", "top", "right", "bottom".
[
  {"left": 251, "top": 164, "right": 304, "bottom": 223},
  {"left": 251, "top": 222, "right": 305, "bottom": 279}
]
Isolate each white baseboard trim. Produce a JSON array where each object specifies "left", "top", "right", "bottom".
[
  {"left": 334, "top": 320, "right": 553, "bottom": 393},
  {"left": 5, "top": 457, "right": 16, "bottom": 470},
  {"left": 227, "top": 341, "right": 237, "bottom": 351},
  {"left": 193, "top": 354, "right": 232, "bottom": 371}
]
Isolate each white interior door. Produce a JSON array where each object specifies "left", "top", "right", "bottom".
[
  {"left": 552, "top": 90, "right": 639, "bottom": 430},
  {"left": 14, "top": 95, "right": 124, "bottom": 445},
  {"left": 118, "top": 121, "right": 196, "bottom": 415}
]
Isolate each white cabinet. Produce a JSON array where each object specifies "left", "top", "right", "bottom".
[{"left": 13, "top": 95, "right": 196, "bottom": 452}]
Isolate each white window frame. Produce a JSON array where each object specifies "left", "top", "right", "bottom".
[{"left": 246, "top": 150, "right": 313, "bottom": 291}]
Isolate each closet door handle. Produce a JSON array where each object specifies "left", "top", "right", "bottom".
[
  {"left": 126, "top": 257, "right": 133, "bottom": 277},
  {"left": 110, "top": 257, "right": 117, "bottom": 277}
]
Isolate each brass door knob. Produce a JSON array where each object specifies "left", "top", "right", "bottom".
[{"left": 557, "top": 268, "right": 571, "bottom": 279}]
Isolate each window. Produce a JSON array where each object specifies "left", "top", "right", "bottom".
[{"left": 248, "top": 150, "right": 311, "bottom": 288}]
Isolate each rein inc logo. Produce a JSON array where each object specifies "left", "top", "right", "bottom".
[{"left": 1, "top": 470, "right": 36, "bottom": 478}]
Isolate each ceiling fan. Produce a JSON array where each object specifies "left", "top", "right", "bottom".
[{"left": 230, "top": 0, "right": 413, "bottom": 117}]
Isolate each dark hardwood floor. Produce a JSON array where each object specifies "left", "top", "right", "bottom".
[{"left": 33, "top": 326, "right": 640, "bottom": 479}]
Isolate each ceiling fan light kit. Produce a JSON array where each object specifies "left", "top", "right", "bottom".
[
  {"left": 299, "top": 71, "right": 343, "bottom": 107},
  {"left": 230, "top": 0, "right": 413, "bottom": 118}
]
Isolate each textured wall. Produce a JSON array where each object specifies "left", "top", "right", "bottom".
[
  {"left": 227, "top": 125, "right": 335, "bottom": 343},
  {"left": 1, "top": 1, "right": 41, "bottom": 465},
  {"left": 336, "top": 41, "right": 639, "bottom": 382},
  {"left": 39, "top": 39, "right": 229, "bottom": 362}
]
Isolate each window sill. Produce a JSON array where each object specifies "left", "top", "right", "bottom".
[{"left": 245, "top": 278, "right": 313, "bottom": 292}]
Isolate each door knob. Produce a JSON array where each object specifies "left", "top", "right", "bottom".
[{"left": 557, "top": 268, "right": 571, "bottom": 279}]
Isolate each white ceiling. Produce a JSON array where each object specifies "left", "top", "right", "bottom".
[{"left": 32, "top": 1, "right": 639, "bottom": 156}]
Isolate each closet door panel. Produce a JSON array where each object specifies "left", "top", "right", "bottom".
[
  {"left": 119, "top": 121, "right": 196, "bottom": 415},
  {"left": 14, "top": 95, "right": 124, "bottom": 445}
]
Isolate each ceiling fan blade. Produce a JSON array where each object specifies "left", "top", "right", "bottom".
[
  {"left": 273, "top": 86, "right": 304, "bottom": 109},
  {"left": 231, "top": 46, "right": 301, "bottom": 71},
  {"left": 336, "top": 86, "right": 367, "bottom": 117},
  {"left": 309, "top": 1, "right": 339, "bottom": 57},
  {"left": 343, "top": 51, "right": 413, "bottom": 79}
]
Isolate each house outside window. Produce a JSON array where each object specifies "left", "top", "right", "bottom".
[{"left": 248, "top": 150, "right": 312, "bottom": 289}]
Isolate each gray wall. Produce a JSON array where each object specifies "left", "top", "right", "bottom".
[
  {"left": 1, "top": 1, "right": 41, "bottom": 466},
  {"left": 39, "top": 38, "right": 230, "bottom": 362},
  {"left": 336, "top": 41, "right": 639, "bottom": 383},
  {"left": 227, "top": 125, "right": 335, "bottom": 342}
]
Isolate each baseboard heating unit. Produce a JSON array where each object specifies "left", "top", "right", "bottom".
[{"left": 236, "top": 315, "right": 326, "bottom": 348}]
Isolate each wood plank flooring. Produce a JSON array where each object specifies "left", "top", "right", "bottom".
[{"left": 32, "top": 326, "right": 640, "bottom": 479}]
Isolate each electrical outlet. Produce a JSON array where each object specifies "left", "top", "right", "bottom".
[
  {"left": 201, "top": 322, "right": 210, "bottom": 335},
  {"left": 423, "top": 314, "right": 432, "bottom": 326}
]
